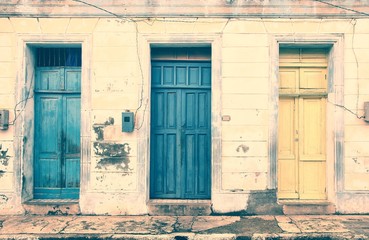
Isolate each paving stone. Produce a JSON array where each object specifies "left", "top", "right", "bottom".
[
  {"left": 277, "top": 222, "right": 301, "bottom": 233},
  {"left": 275, "top": 215, "right": 291, "bottom": 223},
  {"left": 0, "top": 216, "right": 74, "bottom": 234},
  {"left": 192, "top": 216, "right": 240, "bottom": 232},
  {"left": 294, "top": 219, "right": 349, "bottom": 233}
]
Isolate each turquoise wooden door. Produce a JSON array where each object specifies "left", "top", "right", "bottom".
[
  {"left": 34, "top": 67, "right": 81, "bottom": 199},
  {"left": 150, "top": 61, "right": 211, "bottom": 199}
]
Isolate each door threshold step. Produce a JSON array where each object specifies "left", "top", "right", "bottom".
[
  {"left": 279, "top": 200, "right": 332, "bottom": 205},
  {"left": 148, "top": 200, "right": 212, "bottom": 216},
  {"left": 23, "top": 199, "right": 80, "bottom": 215},
  {"left": 278, "top": 200, "right": 335, "bottom": 215},
  {"left": 26, "top": 199, "right": 79, "bottom": 204}
]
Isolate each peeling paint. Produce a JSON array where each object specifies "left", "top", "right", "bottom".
[
  {"left": 96, "top": 175, "right": 105, "bottom": 182},
  {"left": 236, "top": 144, "right": 249, "bottom": 153},
  {"left": 0, "top": 195, "right": 8, "bottom": 204},
  {"left": 93, "top": 117, "right": 115, "bottom": 140},
  {"left": 104, "top": 117, "right": 114, "bottom": 125},
  {"left": 230, "top": 189, "right": 244, "bottom": 192},
  {"left": 0, "top": 144, "right": 10, "bottom": 166},
  {"left": 47, "top": 207, "right": 68, "bottom": 216},
  {"left": 93, "top": 126, "right": 104, "bottom": 141},
  {"left": 353, "top": 158, "right": 359, "bottom": 164},
  {"left": 94, "top": 142, "right": 132, "bottom": 171}
]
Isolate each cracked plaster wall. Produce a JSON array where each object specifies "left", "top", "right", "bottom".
[
  {"left": 0, "top": 17, "right": 369, "bottom": 214},
  {"left": 0, "top": 1, "right": 368, "bottom": 18}
]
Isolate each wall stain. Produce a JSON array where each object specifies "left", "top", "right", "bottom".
[
  {"left": 0, "top": 195, "right": 8, "bottom": 204},
  {"left": 80, "top": 220, "right": 98, "bottom": 230},
  {"left": 236, "top": 144, "right": 249, "bottom": 153},
  {"left": 94, "top": 142, "right": 132, "bottom": 171},
  {"left": 0, "top": 144, "right": 10, "bottom": 166},
  {"left": 352, "top": 157, "right": 360, "bottom": 164},
  {"left": 47, "top": 206, "right": 68, "bottom": 216},
  {"left": 93, "top": 126, "right": 104, "bottom": 141},
  {"left": 0, "top": 170, "right": 5, "bottom": 178},
  {"left": 93, "top": 117, "right": 115, "bottom": 141}
]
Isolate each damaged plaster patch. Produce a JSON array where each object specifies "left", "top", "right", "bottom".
[
  {"left": 94, "top": 142, "right": 132, "bottom": 171},
  {"left": 0, "top": 144, "right": 10, "bottom": 166},
  {"left": 0, "top": 195, "right": 8, "bottom": 204},
  {"left": 236, "top": 144, "right": 249, "bottom": 153},
  {"left": 93, "top": 117, "right": 115, "bottom": 141},
  {"left": 47, "top": 206, "right": 68, "bottom": 216},
  {"left": 93, "top": 126, "right": 104, "bottom": 141}
]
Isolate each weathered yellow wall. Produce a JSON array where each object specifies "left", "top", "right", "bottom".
[
  {"left": 0, "top": 18, "right": 17, "bottom": 213},
  {"left": 0, "top": 17, "right": 369, "bottom": 214},
  {"left": 343, "top": 19, "right": 369, "bottom": 191}
]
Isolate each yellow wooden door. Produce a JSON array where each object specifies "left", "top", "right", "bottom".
[{"left": 278, "top": 67, "right": 327, "bottom": 200}]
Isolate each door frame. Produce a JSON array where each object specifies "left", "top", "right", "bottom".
[
  {"left": 14, "top": 34, "right": 91, "bottom": 205},
  {"left": 139, "top": 34, "right": 222, "bottom": 203},
  {"left": 269, "top": 34, "right": 344, "bottom": 203}
]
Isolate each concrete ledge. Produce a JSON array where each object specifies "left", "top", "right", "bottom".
[
  {"left": 336, "top": 192, "right": 369, "bottom": 214},
  {"left": 148, "top": 200, "right": 212, "bottom": 216},
  {"left": 280, "top": 201, "right": 335, "bottom": 215},
  {"left": 23, "top": 200, "right": 80, "bottom": 215}
]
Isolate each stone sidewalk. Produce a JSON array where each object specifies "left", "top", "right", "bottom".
[{"left": 0, "top": 215, "right": 369, "bottom": 239}]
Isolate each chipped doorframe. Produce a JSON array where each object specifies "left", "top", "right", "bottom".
[
  {"left": 14, "top": 34, "right": 92, "bottom": 207},
  {"left": 269, "top": 34, "right": 344, "bottom": 203}
]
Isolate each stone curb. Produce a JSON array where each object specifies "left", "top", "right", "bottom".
[{"left": 0, "top": 233, "right": 368, "bottom": 240}]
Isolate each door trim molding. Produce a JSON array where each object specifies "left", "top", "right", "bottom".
[
  {"left": 139, "top": 34, "right": 222, "bottom": 203},
  {"left": 14, "top": 34, "right": 92, "bottom": 205},
  {"left": 269, "top": 34, "right": 344, "bottom": 202}
]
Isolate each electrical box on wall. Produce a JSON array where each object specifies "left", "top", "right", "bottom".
[
  {"left": 0, "top": 110, "right": 9, "bottom": 130},
  {"left": 365, "top": 102, "right": 369, "bottom": 122},
  {"left": 122, "top": 111, "right": 134, "bottom": 132}
]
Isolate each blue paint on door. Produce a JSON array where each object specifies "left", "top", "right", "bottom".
[
  {"left": 34, "top": 67, "right": 81, "bottom": 199},
  {"left": 150, "top": 61, "right": 211, "bottom": 199}
]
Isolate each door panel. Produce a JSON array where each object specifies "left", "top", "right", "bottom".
[
  {"left": 299, "top": 98, "right": 326, "bottom": 161},
  {"left": 279, "top": 68, "right": 299, "bottom": 92},
  {"left": 34, "top": 95, "right": 62, "bottom": 192},
  {"left": 300, "top": 68, "right": 327, "bottom": 90},
  {"left": 34, "top": 67, "right": 81, "bottom": 199},
  {"left": 151, "top": 90, "right": 180, "bottom": 198},
  {"left": 278, "top": 98, "right": 298, "bottom": 199},
  {"left": 298, "top": 97, "right": 326, "bottom": 200},
  {"left": 150, "top": 61, "right": 211, "bottom": 199},
  {"left": 181, "top": 90, "right": 211, "bottom": 198},
  {"left": 299, "top": 161, "right": 326, "bottom": 199},
  {"left": 35, "top": 68, "right": 64, "bottom": 91},
  {"left": 63, "top": 96, "right": 81, "bottom": 191},
  {"left": 65, "top": 69, "right": 81, "bottom": 91}
]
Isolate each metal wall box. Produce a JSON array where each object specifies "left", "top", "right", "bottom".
[
  {"left": 122, "top": 111, "right": 134, "bottom": 132},
  {"left": 0, "top": 109, "right": 9, "bottom": 130}
]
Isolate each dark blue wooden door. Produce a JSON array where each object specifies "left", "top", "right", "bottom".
[
  {"left": 150, "top": 61, "right": 211, "bottom": 199},
  {"left": 34, "top": 67, "right": 81, "bottom": 199}
]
